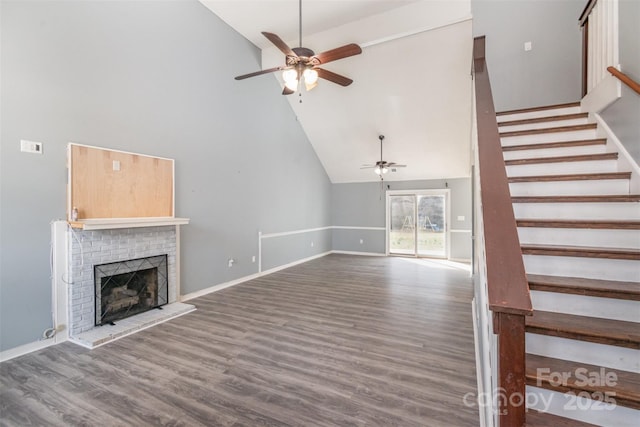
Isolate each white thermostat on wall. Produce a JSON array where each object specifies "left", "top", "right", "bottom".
[{"left": 21, "top": 139, "right": 43, "bottom": 154}]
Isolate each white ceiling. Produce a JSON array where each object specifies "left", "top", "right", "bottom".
[{"left": 201, "top": 0, "right": 473, "bottom": 183}]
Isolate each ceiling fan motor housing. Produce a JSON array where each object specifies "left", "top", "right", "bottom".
[{"left": 292, "top": 47, "right": 315, "bottom": 58}]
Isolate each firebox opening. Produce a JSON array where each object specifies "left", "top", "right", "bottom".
[{"left": 94, "top": 254, "right": 168, "bottom": 326}]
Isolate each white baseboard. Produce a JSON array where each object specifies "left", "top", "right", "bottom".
[
  {"left": 594, "top": 113, "right": 640, "bottom": 193},
  {"left": 181, "top": 272, "right": 264, "bottom": 301},
  {"left": 330, "top": 250, "right": 386, "bottom": 256},
  {"left": 0, "top": 337, "right": 58, "bottom": 363},
  {"left": 182, "top": 251, "right": 333, "bottom": 302}
]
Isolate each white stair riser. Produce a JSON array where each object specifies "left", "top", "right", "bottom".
[
  {"left": 526, "top": 386, "right": 640, "bottom": 427},
  {"left": 524, "top": 255, "right": 640, "bottom": 282},
  {"left": 509, "top": 179, "right": 629, "bottom": 196},
  {"left": 518, "top": 227, "right": 640, "bottom": 249},
  {"left": 531, "top": 290, "right": 640, "bottom": 323},
  {"left": 498, "top": 118, "right": 589, "bottom": 132},
  {"left": 501, "top": 129, "right": 598, "bottom": 146},
  {"left": 497, "top": 106, "right": 582, "bottom": 122},
  {"left": 502, "top": 144, "right": 607, "bottom": 161},
  {"left": 526, "top": 334, "right": 640, "bottom": 373},
  {"left": 506, "top": 159, "right": 618, "bottom": 176},
  {"left": 513, "top": 202, "right": 640, "bottom": 220}
]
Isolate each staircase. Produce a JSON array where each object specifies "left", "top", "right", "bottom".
[{"left": 496, "top": 102, "right": 640, "bottom": 427}]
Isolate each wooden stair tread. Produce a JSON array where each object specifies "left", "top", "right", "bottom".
[
  {"left": 499, "top": 112, "right": 589, "bottom": 127},
  {"left": 526, "top": 310, "right": 640, "bottom": 349},
  {"left": 502, "top": 138, "right": 606, "bottom": 152},
  {"left": 505, "top": 152, "right": 617, "bottom": 166},
  {"left": 521, "top": 244, "right": 640, "bottom": 260},
  {"left": 526, "top": 409, "right": 599, "bottom": 426},
  {"left": 526, "top": 354, "right": 640, "bottom": 410},
  {"left": 517, "top": 219, "right": 640, "bottom": 229},
  {"left": 512, "top": 195, "right": 640, "bottom": 203},
  {"left": 500, "top": 123, "right": 597, "bottom": 138},
  {"left": 528, "top": 274, "right": 640, "bottom": 300},
  {"left": 497, "top": 102, "right": 581, "bottom": 116},
  {"left": 508, "top": 172, "right": 631, "bottom": 183}
]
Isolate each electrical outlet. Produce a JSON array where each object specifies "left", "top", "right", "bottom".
[
  {"left": 21, "top": 140, "right": 43, "bottom": 154},
  {"left": 524, "top": 41, "right": 532, "bottom": 51},
  {"left": 251, "top": 256, "right": 256, "bottom": 263},
  {"left": 228, "top": 258, "right": 235, "bottom": 268},
  {"left": 360, "top": 239, "right": 364, "bottom": 244},
  {"left": 113, "top": 160, "right": 120, "bottom": 171},
  {"left": 311, "top": 241, "right": 314, "bottom": 247},
  {"left": 457, "top": 215, "right": 465, "bottom": 221}
]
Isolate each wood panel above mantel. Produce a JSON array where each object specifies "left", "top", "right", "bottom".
[
  {"left": 68, "top": 143, "right": 175, "bottom": 220},
  {"left": 67, "top": 143, "right": 189, "bottom": 230}
]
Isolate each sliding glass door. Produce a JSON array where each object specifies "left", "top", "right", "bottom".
[
  {"left": 388, "top": 195, "right": 416, "bottom": 256},
  {"left": 387, "top": 190, "right": 449, "bottom": 258}
]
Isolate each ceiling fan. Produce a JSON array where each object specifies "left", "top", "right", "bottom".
[
  {"left": 361, "top": 135, "right": 407, "bottom": 180},
  {"left": 234, "top": 0, "right": 362, "bottom": 95}
]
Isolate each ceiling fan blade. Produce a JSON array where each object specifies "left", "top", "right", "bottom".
[
  {"left": 390, "top": 164, "right": 407, "bottom": 168},
  {"left": 312, "top": 44, "right": 362, "bottom": 65},
  {"left": 316, "top": 68, "right": 353, "bottom": 87},
  {"left": 360, "top": 165, "right": 376, "bottom": 169},
  {"left": 235, "top": 66, "right": 288, "bottom": 80},
  {"left": 262, "top": 32, "right": 297, "bottom": 57},
  {"left": 282, "top": 86, "right": 295, "bottom": 95}
]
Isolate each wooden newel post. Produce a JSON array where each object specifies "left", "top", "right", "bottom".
[{"left": 494, "top": 311, "right": 527, "bottom": 426}]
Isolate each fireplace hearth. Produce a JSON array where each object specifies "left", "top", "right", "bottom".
[{"left": 94, "top": 255, "right": 168, "bottom": 326}]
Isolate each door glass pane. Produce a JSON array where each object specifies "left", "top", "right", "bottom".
[
  {"left": 417, "top": 195, "right": 446, "bottom": 257},
  {"left": 389, "top": 195, "right": 416, "bottom": 255}
]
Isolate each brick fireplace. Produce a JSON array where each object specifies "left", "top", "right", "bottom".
[{"left": 63, "top": 224, "right": 194, "bottom": 347}]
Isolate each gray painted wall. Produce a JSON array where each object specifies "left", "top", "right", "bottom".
[
  {"left": 472, "top": 0, "right": 584, "bottom": 111},
  {"left": 0, "top": 0, "right": 331, "bottom": 351},
  {"left": 261, "top": 229, "right": 332, "bottom": 272},
  {"left": 600, "top": 0, "right": 640, "bottom": 163},
  {"left": 331, "top": 178, "right": 472, "bottom": 260}
]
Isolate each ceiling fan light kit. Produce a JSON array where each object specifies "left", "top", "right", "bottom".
[
  {"left": 374, "top": 166, "right": 388, "bottom": 175},
  {"left": 234, "top": 0, "right": 362, "bottom": 95}
]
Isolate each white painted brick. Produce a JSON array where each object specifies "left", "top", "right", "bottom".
[
  {"left": 81, "top": 303, "right": 95, "bottom": 312},
  {"left": 67, "top": 225, "right": 177, "bottom": 338},
  {"left": 112, "top": 249, "right": 128, "bottom": 257}
]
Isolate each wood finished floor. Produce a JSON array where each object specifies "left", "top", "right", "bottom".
[{"left": 0, "top": 254, "right": 478, "bottom": 426}]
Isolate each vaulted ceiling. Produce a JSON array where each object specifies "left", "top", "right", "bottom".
[{"left": 201, "top": 0, "right": 473, "bottom": 183}]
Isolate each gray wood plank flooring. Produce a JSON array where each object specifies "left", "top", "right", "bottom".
[{"left": 1, "top": 254, "right": 479, "bottom": 426}]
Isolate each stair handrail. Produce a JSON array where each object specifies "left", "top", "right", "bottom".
[
  {"left": 472, "top": 36, "right": 533, "bottom": 427},
  {"left": 578, "top": 0, "right": 598, "bottom": 26},
  {"left": 607, "top": 66, "right": 640, "bottom": 95}
]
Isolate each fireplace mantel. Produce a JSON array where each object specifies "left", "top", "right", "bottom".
[{"left": 69, "top": 217, "right": 190, "bottom": 230}]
